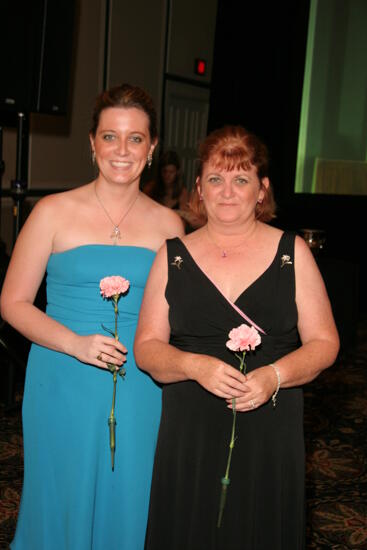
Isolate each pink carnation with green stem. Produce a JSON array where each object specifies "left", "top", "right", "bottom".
[
  {"left": 217, "top": 323, "right": 261, "bottom": 528},
  {"left": 100, "top": 275, "right": 130, "bottom": 471}
]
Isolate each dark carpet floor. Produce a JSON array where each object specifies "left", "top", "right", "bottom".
[
  {"left": 0, "top": 327, "right": 366, "bottom": 549},
  {"left": 303, "top": 325, "right": 367, "bottom": 549}
]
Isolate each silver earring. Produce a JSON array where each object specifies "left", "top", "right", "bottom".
[
  {"left": 91, "top": 150, "right": 96, "bottom": 164},
  {"left": 147, "top": 153, "right": 153, "bottom": 168}
]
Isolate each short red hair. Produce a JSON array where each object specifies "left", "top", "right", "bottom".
[{"left": 190, "top": 125, "right": 276, "bottom": 222}]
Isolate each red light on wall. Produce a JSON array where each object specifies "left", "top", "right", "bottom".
[{"left": 195, "top": 58, "right": 206, "bottom": 76}]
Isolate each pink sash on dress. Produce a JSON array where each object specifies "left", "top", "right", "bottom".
[{"left": 202, "top": 270, "right": 266, "bottom": 335}]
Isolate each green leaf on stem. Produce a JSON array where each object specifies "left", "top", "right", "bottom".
[
  {"left": 101, "top": 323, "right": 115, "bottom": 337},
  {"left": 106, "top": 362, "right": 116, "bottom": 374}
]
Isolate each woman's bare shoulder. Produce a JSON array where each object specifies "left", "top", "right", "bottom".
[
  {"left": 259, "top": 222, "right": 283, "bottom": 239},
  {"left": 140, "top": 193, "right": 185, "bottom": 237},
  {"left": 294, "top": 233, "right": 318, "bottom": 269},
  {"left": 181, "top": 226, "right": 205, "bottom": 244},
  {"left": 34, "top": 183, "right": 91, "bottom": 212}
]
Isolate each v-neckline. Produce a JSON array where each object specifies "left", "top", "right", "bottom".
[{"left": 177, "top": 233, "right": 284, "bottom": 306}]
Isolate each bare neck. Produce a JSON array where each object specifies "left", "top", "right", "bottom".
[
  {"left": 206, "top": 218, "right": 259, "bottom": 245},
  {"left": 93, "top": 178, "right": 140, "bottom": 206}
]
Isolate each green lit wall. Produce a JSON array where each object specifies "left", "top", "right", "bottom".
[{"left": 295, "top": 0, "right": 367, "bottom": 195}]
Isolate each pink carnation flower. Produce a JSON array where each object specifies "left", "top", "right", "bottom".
[
  {"left": 100, "top": 276, "right": 130, "bottom": 298},
  {"left": 226, "top": 324, "right": 261, "bottom": 352}
]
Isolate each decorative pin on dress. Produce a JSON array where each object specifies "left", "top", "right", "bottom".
[
  {"left": 171, "top": 256, "right": 183, "bottom": 269},
  {"left": 281, "top": 254, "right": 292, "bottom": 268}
]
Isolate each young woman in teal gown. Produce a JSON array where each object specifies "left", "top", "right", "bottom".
[{"left": 0, "top": 83, "right": 184, "bottom": 550}]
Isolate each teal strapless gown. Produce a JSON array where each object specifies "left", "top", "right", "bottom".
[{"left": 11, "top": 245, "right": 161, "bottom": 550}]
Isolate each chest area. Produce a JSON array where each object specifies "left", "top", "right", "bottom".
[
  {"left": 166, "top": 246, "right": 296, "bottom": 337},
  {"left": 186, "top": 249, "right": 278, "bottom": 304}
]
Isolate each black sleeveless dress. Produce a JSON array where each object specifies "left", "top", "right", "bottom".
[{"left": 145, "top": 232, "right": 305, "bottom": 550}]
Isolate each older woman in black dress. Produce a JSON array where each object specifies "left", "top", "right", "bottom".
[{"left": 134, "top": 126, "right": 339, "bottom": 550}]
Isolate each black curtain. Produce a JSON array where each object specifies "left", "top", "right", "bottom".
[{"left": 208, "top": 0, "right": 310, "bottom": 203}]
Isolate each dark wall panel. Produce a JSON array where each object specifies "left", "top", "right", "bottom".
[{"left": 0, "top": 0, "right": 76, "bottom": 124}]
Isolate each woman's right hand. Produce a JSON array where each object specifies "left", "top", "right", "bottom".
[
  {"left": 190, "top": 354, "right": 249, "bottom": 399},
  {"left": 71, "top": 334, "right": 127, "bottom": 370}
]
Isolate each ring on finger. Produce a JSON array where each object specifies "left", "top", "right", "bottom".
[
  {"left": 97, "top": 353, "right": 103, "bottom": 361},
  {"left": 250, "top": 399, "right": 256, "bottom": 409}
]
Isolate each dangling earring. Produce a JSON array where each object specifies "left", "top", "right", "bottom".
[
  {"left": 147, "top": 152, "right": 153, "bottom": 168},
  {"left": 91, "top": 150, "right": 96, "bottom": 164}
]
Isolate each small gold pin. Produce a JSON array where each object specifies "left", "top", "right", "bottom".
[
  {"left": 171, "top": 256, "right": 183, "bottom": 269},
  {"left": 281, "top": 254, "right": 292, "bottom": 268}
]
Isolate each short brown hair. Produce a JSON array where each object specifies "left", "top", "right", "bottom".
[
  {"left": 90, "top": 83, "right": 158, "bottom": 141},
  {"left": 190, "top": 125, "right": 276, "bottom": 222}
]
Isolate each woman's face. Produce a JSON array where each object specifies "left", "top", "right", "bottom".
[
  {"left": 199, "top": 160, "right": 268, "bottom": 225},
  {"left": 161, "top": 164, "right": 178, "bottom": 187},
  {"left": 90, "top": 107, "right": 156, "bottom": 187}
]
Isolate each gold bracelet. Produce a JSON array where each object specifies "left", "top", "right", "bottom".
[{"left": 270, "top": 363, "right": 281, "bottom": 408}]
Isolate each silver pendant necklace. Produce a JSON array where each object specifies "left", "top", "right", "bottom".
[{"left": 94, "top": 182, "right": 139, "bottom": 245}]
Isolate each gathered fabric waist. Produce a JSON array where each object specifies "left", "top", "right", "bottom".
[{"left": 46, "top": 304, "right": 138, "bottom": 335}]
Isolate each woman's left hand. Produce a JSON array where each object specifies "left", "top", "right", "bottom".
[{"left": 226, "top": 365, "right": 278, "bottom": 412}]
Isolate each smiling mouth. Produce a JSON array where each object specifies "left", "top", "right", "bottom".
[{"left": 110, "top": 161, "right": 132, "bottom": 168}]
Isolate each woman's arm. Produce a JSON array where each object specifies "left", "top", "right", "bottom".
[
  {"left": 134, "top": 244, "right": 248, "bottom": 399},
  {"left": 267, "top": 235, "right": 339, "bottom": 384},
  {"left": 231, "top": 236, "right": 340, "bottom": 411},
  {"left": 0, "top": 196, "right": 126, "bottom": 369}
]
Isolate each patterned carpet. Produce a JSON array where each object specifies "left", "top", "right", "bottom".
[
  {"left": 304, "top": 326, "right": 367, "bottom": 549},
  {"left": 0, "top": 328, "right": 366, "bottom": 549}
]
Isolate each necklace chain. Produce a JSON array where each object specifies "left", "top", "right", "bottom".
[
  {"left": 206, "top": 225, "right": 247, "bottom": 258},
  {"left": 94, "top": 183, "right": 139, "bottom": 245}
]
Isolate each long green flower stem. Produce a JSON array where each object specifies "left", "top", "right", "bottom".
[
  {"left": 108, "top": 371, "right": 117, "bottom": 471},
  {"left": 217, "top": 352, "right": 246, "bottom": 528},
  {"left": 114, "top": 298, "right": 118, "bottom": 340},
  {"left": 217, "top": 397, "right": 237, "bottom": 528},
  {"left": 107, "top": 295, "right": 120, "bottom": 471}
]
